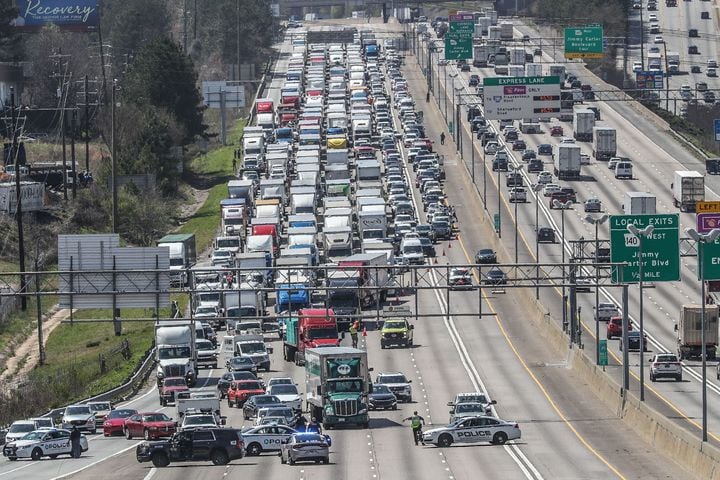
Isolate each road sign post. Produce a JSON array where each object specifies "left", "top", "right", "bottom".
[
  {"left": 598, "top": 339, "right": 608, "bottom": 367},
  {"left": 610, "top": 214, "right": 680, "bottom": 283},
  {"left": 482, "top": 76, "right": 561, "bottom": 120},
  {"left": 444, "top": 14, "right": 473, "bottom": 60},
  {"left": 564, "top": 26, "right": 604, "bottom": 59}
]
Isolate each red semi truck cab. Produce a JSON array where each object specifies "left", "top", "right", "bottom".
[{"left": 282, "top": 309, "right": 340, "bottom": 365}]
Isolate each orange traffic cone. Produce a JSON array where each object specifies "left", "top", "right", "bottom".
[
  {"left": 442, "top": 249, "right": 446, "bottom": 256},
  {"left": 363, "top": 327, "right": 367, "bottom": 337},
  {"left": 448, "top": 242, "right": 452, "bottom": 249}
]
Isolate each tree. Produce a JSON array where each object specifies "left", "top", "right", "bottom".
[
  {"left": 22, "top": 25, "right": 97, "bottom": 107},
  {"left": 114, "top": 102, "right": 183, "bottom": 192},
  {"left": 197, "top": 0, "right": 274, "bottom": 66},
  {"left": 101, "top": 0, "right": 171, "bottom": 67},
  {"left": 0, "top": 1, "right": 20, "bottom": 61},
  {"left": 122, "top": 38, "right": 205, "bottom": 140}
]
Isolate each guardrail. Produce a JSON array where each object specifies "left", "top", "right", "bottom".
[{"left": 43, "top": 345, "right": 157, "bottom": 420}]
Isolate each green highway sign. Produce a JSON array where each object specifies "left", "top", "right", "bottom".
[
  {"left": 599, "top": 340, "right": 608, "bottom": 366},
  {"left": 697, "top": 241, "right": 720, "bottom": 281},
  {"left": 610, "top": 214, "right": 680, "bottom": 283},
  {"left": 696, "top": 213, "right": 720, "bottom": 280},
  {"left": 445, "top": 14, "right": 474, "bottom": 60},
  {"left": 564, "top": 26, "right": 604, "bottom": 59}
]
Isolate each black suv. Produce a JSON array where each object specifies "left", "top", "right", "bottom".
[{"left": 136, "top": 428, "right": 244, "bottom": 467}]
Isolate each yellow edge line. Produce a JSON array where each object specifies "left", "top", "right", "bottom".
[{"left": 455, "top": 234, "right": 626, "bottom": 480}]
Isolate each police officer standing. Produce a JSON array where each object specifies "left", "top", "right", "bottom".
[
  {"left": 349, "top": 321, "right": 359, "bottom": 348},
  {"left": 403, "top": 411, "right": 426, "bottom": 445},
  {"left": 307, "top": 417, "right": 322, "bottom": 434},
  {"left": 70, "top": 426, "right": 81, "bottom": 458}
]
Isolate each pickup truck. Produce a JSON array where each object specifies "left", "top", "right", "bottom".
[
  {"left": 136, "top": 428, "right": 244, "bottom": 467},
  {"left": 595, "top": 303, "right": 620, "bottom": 322}
]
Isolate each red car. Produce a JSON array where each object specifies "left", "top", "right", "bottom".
[
  {"left": 550, "top": 125, "right": 564, "bottom": 136},
  {"left": 158, "top": 376, "right": 190, "bottom": 406},
  {"left": 607, "top": 316, "right": 633, "bottom": 340},
  {"left": 227, "top": 379, "right": 266, "bottom": 408},
  {"left": 103, "top": 408, "right": 138, "bottom": 436},
  {"left": 124, "top": 412, "right": 176, "bottom": 440}
]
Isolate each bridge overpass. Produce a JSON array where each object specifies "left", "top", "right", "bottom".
[{"left": 276, "top": 0, "right": 502, "bottom": 17}]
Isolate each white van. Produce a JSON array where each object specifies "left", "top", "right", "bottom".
[{"left": 614, "top": 161, "right": 633, "bottom": 179}]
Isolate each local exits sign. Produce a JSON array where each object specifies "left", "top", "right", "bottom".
[
  {"left": 609, "top": 214, "right": 680, "bottom": 283},
  {"left": 483, "top": 76, "right": 561, "bottom": 120}
]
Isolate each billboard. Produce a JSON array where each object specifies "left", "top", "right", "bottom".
[{"left": 12, "top": 0, "right": 99, "bottom": 31}]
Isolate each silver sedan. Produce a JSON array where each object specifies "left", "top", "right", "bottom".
[{"left": 279, "top": 433, "right": 330, "bottom": 465}]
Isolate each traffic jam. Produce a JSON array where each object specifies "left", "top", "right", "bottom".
[{"left": 1, "top": 28, "right": 521, "bottom": 468}]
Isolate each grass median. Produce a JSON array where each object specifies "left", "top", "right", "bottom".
[{"left": 178, "top": 119, "right": 247, "bottom": 253}]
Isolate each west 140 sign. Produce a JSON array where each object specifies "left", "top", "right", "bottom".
[{"left": 482, "top": 76, "right": 561, "bottom": 120}]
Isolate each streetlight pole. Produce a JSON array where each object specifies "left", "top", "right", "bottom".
[
  {"left": 586, "top": 214, "right": 610, "bottom": 365},
  {"left": 512, "top": 165, "right": 523, "bottom": 264},
  {"left": 554, "top": 199, "right": 573, "bottom": 334},
  {"left": 627, "top": 223, "right": 655, "bottom": 402},
  {"left": 686, "top": 227, "right": 720, "bottom": 443},
  {"left": 497, "top": 168, "right": 502, "bottom": 239},
  {"left": 533, "top": 184, "right": 543, "bottom": 299}
]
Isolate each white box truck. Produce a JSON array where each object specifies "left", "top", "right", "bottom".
[
  {"left": 573, "top": 108, "right": 596, "bottom": 141},
  {"left": 623, "top": 192, "right": 656, "bottom": 215},
  {"left": 672, "top": 170, "right": 704, "bottom": 212},
  {"left": 592, "top": 127, "right": 617, "bottom": 161},
  {"left": 553, "top": 144, "right": 582, "bottom": 179}
]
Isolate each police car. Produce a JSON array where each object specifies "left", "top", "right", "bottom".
[
  {"left": 241, "top": 425, "right": 331, "bottom": 457},
  {"left": 422, "top": 416, "right": 520, "bottom": 447},
  {"left": 241, "top": 425, "right": 298, "bottom": 456},
  {"left": 3, "top": 428, "right": 88, "bottom": 461}
]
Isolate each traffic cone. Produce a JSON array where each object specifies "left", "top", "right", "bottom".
[
  {"left": 442, "top": 249, "right": 446, "bottom": 256},
  {"left": 448, "top": 242, "right": 452, "bottom": 249},
  {"left": 363, "top": 327, "right": 367, "bottom": 337}
]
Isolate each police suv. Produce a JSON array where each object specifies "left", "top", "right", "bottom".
[
  {"left": 3, "top": 428, "right": 88, "bottom": 461},
  {"left": 422, "top": 416, "right": 521, "bottom": 447}
]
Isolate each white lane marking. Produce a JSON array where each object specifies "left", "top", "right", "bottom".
[
  {"left": 428, "top": 270, "right": 543, "bottom": 480},
  {"left": 49, "top": 442, "right": 139, "bottom": 480},
  {"left": 395, "top": 57, "right": 543, "bottom": 480},
  {"left": 143, "top": 467, "right": 156, "bottom": 480}
]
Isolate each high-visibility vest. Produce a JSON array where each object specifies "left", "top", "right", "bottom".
[{"left": 411, "top": 416, "right": 422, "bottom": 428}]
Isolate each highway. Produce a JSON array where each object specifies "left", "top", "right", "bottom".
[
  {"left": 419, "top": 16, "right": 720, "bottom": 450},
  {"left": 0, "top": 18, "right": 696, "bottom": 480},
  {"left": 629, "top": 0, "right": 720, "bottom": 110}
]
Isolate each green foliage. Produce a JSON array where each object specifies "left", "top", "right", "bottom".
[
  {"left": 69, "top": 185, "right": 110, "bottom": 233},
  {"left": 123, "top": 38, "right": 205, "bottom": 141},
  {"left": 197, "top": 0, "right": 273, "bottom": 65},
  {"left": 532, "top": 0, "right": 627, "bottom": 37},
  {"left": 101, "top": 0, "right": 171, "bottom": 61},
  {"left": 117, "top": 186, "right": 176, "bottom": 246},
  {"left": 115, "top": 102, "right": 183, "bottom": 191},
  {"left": 0, "top": 1, "right": 20, "bottom": 61}
]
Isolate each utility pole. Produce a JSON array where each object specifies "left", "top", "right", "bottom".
[
  {"left": 183, "top": 0, "right": 188, "bottom": 52},
  {"left": 76, "top": 75, "right": 99, "bottom": 173},
  {"left": 51, "top": 50, "right": 71, "bottom": 200},
  {"left": 10, "top": 88, "right": 27, "bottom": 311},
  {"left": 111, "top": 79, "right": 118, "bottom": 233},
  {"left": 70, "top": 110, "right": 77, "bottom": 199},
  {"left": 236, "top": 0, "right": 241, "bottom": 81},
  {"left": 84, "top": 75, "right": 89, "bottom": 171}
]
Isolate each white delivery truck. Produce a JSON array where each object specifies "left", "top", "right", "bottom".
[
  {"left": 623, "top": 192, "right": 657, "bottom": 215},
  {"left": 573, "top": 107, "right": 596, "bottom": 142},
  {"left": 672, "top": 170, "right": 704, "bottom": 212},
  {"left": 553, "top": 143, "right": 582, "bottom": 179},
  {"left": 592, "top": 127, "right": 617, "bottom": 161}
]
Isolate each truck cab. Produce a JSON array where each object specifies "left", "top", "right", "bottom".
[
  {"left": 380, "top": 308, "right": 414, "bottom": 348},
  {"left": 305, "top": 347, "right": 371, "bottom": 429},
  {"left": 283, "top": 309, "right": 340, "bottom": 365}
]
